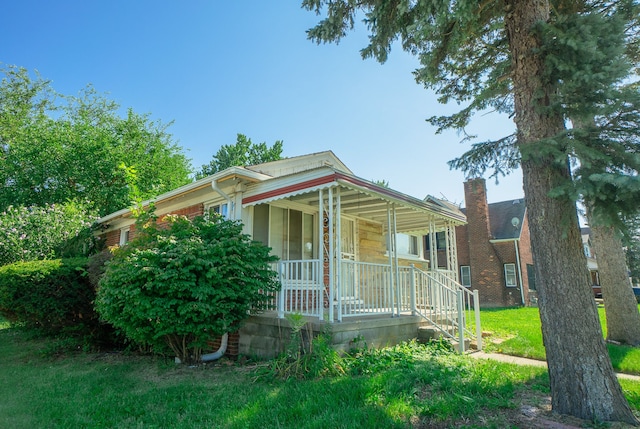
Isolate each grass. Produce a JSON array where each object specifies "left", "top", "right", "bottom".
[
  {"left": 0, "top": 321, "right": 586, "bottom": 428},
  {"left": 478, "top": 306, "right": 640, "bottom": 375},
  {"left": 3, "top": 311, "right": 640, "bottom": 428}
]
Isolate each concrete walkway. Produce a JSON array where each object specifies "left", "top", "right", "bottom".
[{"left": 468, "top": 350, "right": 640, "bottom": 381}]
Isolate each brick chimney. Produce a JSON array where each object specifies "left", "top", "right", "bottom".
[
  {"left": 464, "top": 178, "right": 492, "bottom": 241},
  {"left": 463, "top": 178, "right": 503, "bottom": 306}
]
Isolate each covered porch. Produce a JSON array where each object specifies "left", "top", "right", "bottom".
[{"left": 242, "top": 171, "right": 481, "bottom": 351}]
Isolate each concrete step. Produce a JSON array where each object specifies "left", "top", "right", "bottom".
[{"left": 417, "top": 326, "right": 473, "bottom": 351}]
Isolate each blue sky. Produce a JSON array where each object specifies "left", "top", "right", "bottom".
[{"left": 2, "top": 1, "right": 522, "bottom": 206}]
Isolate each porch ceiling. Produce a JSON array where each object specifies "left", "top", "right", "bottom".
[
  {"left": 242, "top": 168, "right": 466, "bottom": 234},
  {"left": 288, "top": 181, "right": 465, "bottom": 234}
]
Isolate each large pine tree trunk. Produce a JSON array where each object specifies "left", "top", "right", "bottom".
[
  {"left": 505, "top": 0, "right": 637, "bottom": 423},
  {"left": 590, "top": 221, "right": 640, "bottom": 345}
]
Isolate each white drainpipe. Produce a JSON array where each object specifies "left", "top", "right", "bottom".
[
  {"left": 201, "top": 332, "right": 229, "bottom": 362},
  {"left": 175, "top": 333, "right": 228, "bottom": 364},
  {"left": 514, "top": 240, "right": 525, "bottom": 305},
  {"left": 211, "top": 180, "right": 234, "bottom": 218}
]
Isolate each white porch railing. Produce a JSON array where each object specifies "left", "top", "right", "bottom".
[
  {"left": 274, "top": 260, "right": 324, "bottom": 318},
  {"left": 271, "top": 260, "right": 482, "bottom": 352},
  {"left": 338, "top": 260, "right": 394, "bottom": 317},
  {"left": 408, "top": 266, "right": 482, "bottom": 352}
]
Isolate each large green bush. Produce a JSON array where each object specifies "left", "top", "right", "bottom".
[
  {"left": 0, "top": 201, "right": 99, "bottom": 267},
  {"left": 95, "top": 212, "right": 280, "bottom": 364},
  {"left": 0, "top": 258, "right": 96, "bottom": 333}
]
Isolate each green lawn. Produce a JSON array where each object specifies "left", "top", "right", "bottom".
[
  {"left": 0, "top": 325, "right": 555, "bottom": 429},
  {"left": 478, "top": 306, "right": 640, "bottom": 375},
  {"left": 2, "top": 311, "right": 640, "bottom": 428}
]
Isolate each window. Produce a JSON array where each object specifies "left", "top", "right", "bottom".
[
  {"left": 460, "top": 266, "right": 471, "bottom": 287},
  {"left": 119, "top": 227, "right": 130, "bottom": 246},
  {"left": 527, "top": 264, "right": 536, "bottom": 291},
  {"left": 252, "top": 204, "right": 315, "bottom": 260},
  {"left": 396, "top": 234, "right": 421, "bottom": 258},
  {"left": 504, "top": 263, "right": 517, "bottom": 287},
  {"left": 425, "top": 232, "right": 446, "bottom": 251},
  {"left": 388, "top": 234, "right": 421, "bottom": 258},
  {"left": 206, "top": 203, "right": 229, "bottom": 220}
]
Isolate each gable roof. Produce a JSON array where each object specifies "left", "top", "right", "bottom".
[
  {"left": 98, "top": 150, "right": 466, "bottom": 233},
  {"left": 460, "top": 197, "right": 526, "bottom": 240},
  {"left": 488, "top": 199, "right": 526, "bottom": 240},
  {"left": 245, "top": 150, "right": 352, "bottom": 177}
]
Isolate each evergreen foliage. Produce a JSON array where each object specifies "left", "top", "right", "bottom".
[
  {"left": 95, "top": 210, "right": 280, "bottom": 364},
  {"left": 302, "top": 0, "right": 640, "bottom": 423}
]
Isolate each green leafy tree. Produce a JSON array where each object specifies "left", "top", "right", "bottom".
[
  {"left": 195, "top": 133, "right": 283, "bottom": 179},
  {"left": 0, "top": 66, "right": 192, "bottom": 216},
  {"left": 302, "top": 0, "right": 638, "bottom": 423},
  {"left": 95, "top": 210, "right": 280, "bottom": 364},
  {"left": 0, "top": 201, "right": 99, "bottom": 267}
]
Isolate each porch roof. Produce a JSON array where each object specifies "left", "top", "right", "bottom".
[{"left": 242, "top": 167, "right": 466, "bottom": 234}]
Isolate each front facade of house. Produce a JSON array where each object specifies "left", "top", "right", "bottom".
[{"left": 99, "top": 152, "right": 481, "bottom": 356}]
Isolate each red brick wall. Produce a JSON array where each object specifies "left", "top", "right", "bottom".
[
  {"left": 207, "top": 331, "right": 239, "bottom": 360},
  {"left": 518, "top": 213, "right": 536, "bottom": 305},
  {"left": 492, "top": 241, "right": 523, "bottom": 306},
  {"left": 104, "top": 230, "right": 120, "bottom": 247},
  {"left": 463, "top": 179, "right": 512, "bottom": 307},
  {"left": 156, "top": 203, "right": 205, "bottom": 228}
]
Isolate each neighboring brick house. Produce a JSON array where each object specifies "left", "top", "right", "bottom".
[{"left": 454, "top": 178, "right": 536, "bottom": 307}]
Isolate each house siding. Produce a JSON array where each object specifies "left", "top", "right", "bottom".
[{"left": 357, "top": 219, "right": 429, "bottom": 270}]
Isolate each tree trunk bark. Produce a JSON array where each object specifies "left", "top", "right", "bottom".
[
  {"left": 590, "top": 221, "right": 640, "bottom": 345},
  {"left": 504, "top": 0, "right": 637, "bottom": 424}
]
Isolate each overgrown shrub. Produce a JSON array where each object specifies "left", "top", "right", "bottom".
[
  {"left": 267, "top": 313, "right": 346, "bottom": 380},
  {"left": 95, "top": 211, "right": 280, "bottom": 364},
  {"left": 0, "top": 201, "right": 100, "bottom": 267},
  {"left": 263, "top": 318, "right": 456, "bottom": 381},
  {"left": 0, "top": 258, "right": 96, "bottom": 333}
]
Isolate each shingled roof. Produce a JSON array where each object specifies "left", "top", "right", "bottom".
[
  {"left": 488, "top": 199, "right": 526, "bottom": 240},
  {"left": 462, "top": 198, "right": 526, "bottom": 240}
]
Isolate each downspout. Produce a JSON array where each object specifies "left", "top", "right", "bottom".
[
  {"left": 174, "top": 333, "right": 228, "bottom": 364},
  {"left": 211, "top": 180, "right": 234, "bottom": 218},
  {"left": 201, "top": 333, "right": 228, "bottom": 362},
  {"left": 514, "top": 240, "right": 525, "bottom": 305}
]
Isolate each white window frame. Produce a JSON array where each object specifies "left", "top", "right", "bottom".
[
  {"left": 205, "top": 202, "right": 229, "bottom": 220},
  {"left": 504, "top": 263, "right": 518, "bottom": 287},
  {"left": 390, "top": 233, "right": 424, "bottom": 260},
  {"left": 460, "top": 265, "right": 471, "bottom": 287},
  {"left": 119, "top": 227, "right": 130, "bottom": 246},
  {"left": 252, "top": 203, "right": 317, "bottom": 261}
]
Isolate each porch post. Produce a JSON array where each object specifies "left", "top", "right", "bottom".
[
  {"left": 318, "top": 188, "right": 325, "bottom": 320},
  {"left": 429, "top": 220, "right": 438, "bottom": 271},
  {"left": 473, "top": 290, "right": 483, "bottom": 350},
  {"left": 445, "top": 222, "right": 459, "bottom": 281},
  {"left": 392, "top": 203, "right": 401, "bottom": 317},
  {"left": 328, "top": 187, "right": 334, "bottom": 322},
  {"left": 277, "top": 261, "right": 285, "bottom": 319},
  {"left": 335, "top": 186, "right": 342, "bottom": 322},
  {"left": 386, "top": 202, "right": 395, "bottom": 314},
  {"left": 410, "top": 264, "right": 417, "bottom": 316},
  {"left": 457, "top": 289, "right": 465, "bottom": 353}
]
